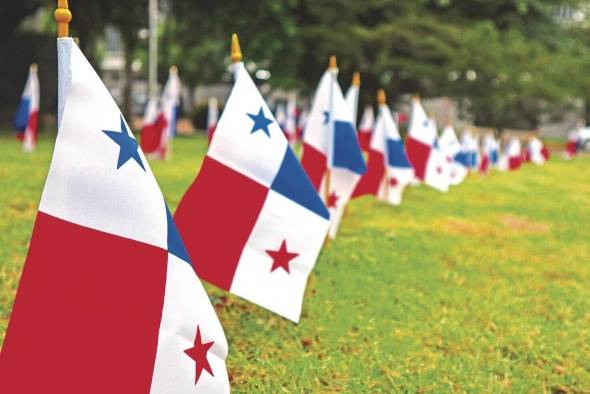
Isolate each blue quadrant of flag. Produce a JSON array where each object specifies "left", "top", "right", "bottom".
[
  {"left": 387, "top": 139, "right": 413, "bottom": 168},
  {"left": 332, "top": 120, "right": 367, "bottom": 175},
  {"left": 271, "top": 147, "right": 330, "bottom": 220}
]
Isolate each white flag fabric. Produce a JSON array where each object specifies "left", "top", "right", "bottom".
[{"left": 345, "top": 82, "right": 360, "bottom": 125}]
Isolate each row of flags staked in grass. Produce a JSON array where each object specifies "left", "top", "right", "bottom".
[
  {"left": 13, "top": 63, "right": 39, "bottom": 152},
  {"left": 2, "top": 1, "right": 563, "bottom": 390}
]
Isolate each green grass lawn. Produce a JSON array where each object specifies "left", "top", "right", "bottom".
[{"left": 1, "top": 133, "right": 589, "bottom": 392}]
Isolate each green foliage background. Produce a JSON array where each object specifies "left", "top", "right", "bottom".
[{"left": 3, "top": 0, "right": 590, "bottom": 129}]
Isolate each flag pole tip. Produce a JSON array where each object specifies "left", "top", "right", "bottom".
[
  {"left": 169, "top": 65, "right": 178, "bottom": 74},
  {"left": 231, "top": 33, "right": 243, "bottom": 63},
  {"left": 55, "top": 0, "right": 72, "bottom": 38},
  {"left": 412, "top": 94, "right": 421, "bottom": 101},
  {"left": 377, "top": 89, "right": 386, "bottom": 105},
  {"left": 352, "top": 71, "right": 361, "bottom": 86},
  {"left": 30, "top": 63, "right": 38, "bottom": 72},
  {"left": 329, "top": 55, "right": 337, "bottom": 70}
]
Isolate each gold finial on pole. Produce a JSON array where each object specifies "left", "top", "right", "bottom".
[
  {"left": 412, "top": 93, "right": 421, "bottom": 101},
  {"left": 352, "top": 71, "right": 361, "bottom": 87},
  {"left": 377, "top": 89, "right": 386, "bottom": 105},
  {"left": 231, "top": 33, "right": 243, "bottom": 63},
  {"left": 55, "top": 0, "right": 72, "bottom": 38},
  {"left": 30, "top": 63, "right": 38, "bottom": 72},
  {"left": 328, "top": 55, "right": 337, "bottom": 70},
  {"left": 169, "top": 65, "right": 178, "bottom": 74}
]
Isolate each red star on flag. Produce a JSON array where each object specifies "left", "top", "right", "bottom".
[
  {"left": 265, "top": 240, "right": 299, "bottom": 274},
  {"left": 184, "top": 326, "right": 215, "bottom": 385},
  {"left": 326, "top": 191, "right": 339, "bottom": 208},
  {"left": 389, "top": 177, "right": 399, "bottom": 187}
]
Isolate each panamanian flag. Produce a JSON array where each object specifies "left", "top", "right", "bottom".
[
  {"left": 438, "top": 125, "right": 468, "bottom": 186},
  {"left": 301, "top": 63, "right": 366, "bottom": 238},
  {"left": 353, "top": 97, "right": 414, "bottom": 205},
  {"left": 455, "top": 131, "right": 479, "bottom": 171},
  {"left": 141, "top": 67, "right": 182, "bottom": 159},
  {"left": 14, "top": 64, "right": 39, "bottom": 152},
  {"left": 174, "top": 55, "right": 329, "bottom": 322},
  {"left": 406, "top": 98, "right": 450, "bottom": 192},
  {"left": 499, "top": 137, "right": 522, "bottom": 171},
  {"left": 326, "top": 69, "right": 367, "bottom": 238},
  {"left": 526, "top": 136, "right": 550, "bottom": 165},
  {"left": 480, "top": 134, "right": 500, "bottom": 174},
  {"left": 0, "top": 37, "right": 229, "bottom": 393},
  {"left": 140, "top": 97, "right": 168, "bottom": 155},
  {"left": 207, "top": 97, "right": 219, "bottom": 144},
  {"left": 357, "top": 105, "right": 374, "bottom": 151}
]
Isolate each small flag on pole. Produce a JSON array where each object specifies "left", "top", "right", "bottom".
[
  {"left": 14, "top": 63, "right": 39, "bottom": 152},
  {"left": 357, "top": 105, "right": 375, "bottom": 152},
  {"left": 480, "top": 133, "right": 500, "bottom": 174},
  {"left": 140, "top": 97, "right": 168, "bottom": 154},
  {"left": 142, "top": 66, "right": 182, "bottom": 159},
  {"left": 0, "top": 6, "right": 229, "bottom": 392},
  {"left": 353, "top": 90, "right": 414, "bottom": 205},
  {"left": 499, "top": 138, "right": 523, "bottom": 171},
  {"left": 406, "top": 98, "right": 450, "bottom": 192},
  {"left": 345, "top": 71, "right": 360, "bottom": 125},
  {"left": 525, "top": 136, "right": 549, "bottom": 165},
  {"left": 174, "top": 34, "right": 329, "bottom": 322},
  {"left": 438, "top": 125, "right": 468, "bottom": 185}
]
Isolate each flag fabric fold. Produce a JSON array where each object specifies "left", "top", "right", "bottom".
[
  {"left": 0, "top": 37, "right": 229, "bottom": 394},
  {"left": 174, "top": 61, "right": 329, "bottom": 322}
]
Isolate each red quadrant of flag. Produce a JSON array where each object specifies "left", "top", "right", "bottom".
[
  {"left": 174, "top": 156, "right": 268, "bottom": 290},
  {"left": 0, "top": 212, "right": 167, "bottom": 393}
]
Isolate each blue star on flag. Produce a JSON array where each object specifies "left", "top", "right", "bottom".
[
  {"left": 323, "top": 111, "right": 330, "bottom": 125},
  {"left": 102, "top": 115, "right": 146, "bottom": 171},
  {"left": 247, "top": 107, "right": 273, "bottom": 137}
]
